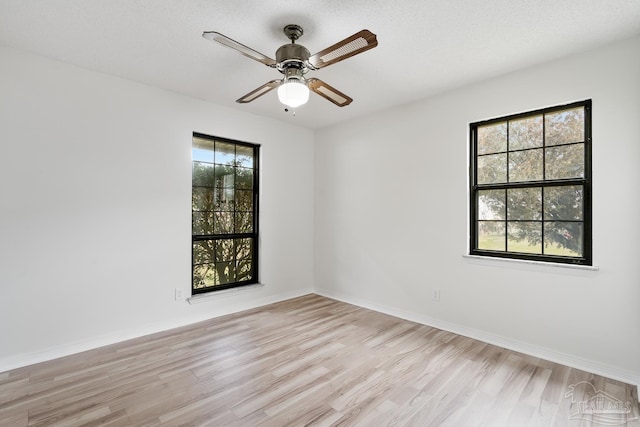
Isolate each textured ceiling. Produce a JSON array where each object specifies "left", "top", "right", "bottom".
[{"left": 1, "top": 0, "right": 639, "bottom": 130}]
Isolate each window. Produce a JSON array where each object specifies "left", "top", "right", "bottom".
[
  {"left": 192, "top": 133, "right": 259, "bottom": 294},
  {"left": 469, "top": 100, "right": 591, "bottom": 265}
]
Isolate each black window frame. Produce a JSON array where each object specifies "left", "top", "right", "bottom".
[
  {"left": 191, "top": 132, "right": 260, "bottom": 294},
  {"left": 469, "top": 100, "right": 592, "bottom": 266}
]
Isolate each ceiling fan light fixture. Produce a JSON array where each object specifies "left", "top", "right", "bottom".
[{"left": 277, "top": 79, "right": 309, "bottom": 108}]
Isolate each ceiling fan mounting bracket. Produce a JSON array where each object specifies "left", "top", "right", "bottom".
[{"left": 283, "top": 24, "right": 304, "bottom": 42}]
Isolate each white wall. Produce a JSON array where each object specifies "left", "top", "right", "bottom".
[
  {"left": 314, "top": 36, "right": 640, "bottom": 386},
  {"left": 2, "top": 35, "right": 639, "bottom": 388},
  {"left": 0, "top": 46, "right": 315, "bottom": 370}
]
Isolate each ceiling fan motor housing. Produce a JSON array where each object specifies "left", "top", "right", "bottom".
[
  {"left": 276, "top": 43, "right": 311, "bottom": 85},
  {"left": 276, "top": 44, "right": 310, "bottom": 68}
]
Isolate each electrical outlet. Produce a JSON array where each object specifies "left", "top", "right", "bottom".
[
  {"left": 175, "top": 288, "right": 183, "bottom": 301},
  {"left": 432, "top": 289, "right": 440, "bottom": 302}
]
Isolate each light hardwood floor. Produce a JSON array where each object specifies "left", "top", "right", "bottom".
[{"left": 1, "top": 294, "right": 638, "bottom": 426}]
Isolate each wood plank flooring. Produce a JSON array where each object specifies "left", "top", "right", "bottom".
[{"left": 1, "top": 294, "right": 638, "bottom": 426}]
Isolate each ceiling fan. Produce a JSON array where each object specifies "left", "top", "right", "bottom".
[{"left": 202, "top": 24, "right": 378, "bottom": 109}]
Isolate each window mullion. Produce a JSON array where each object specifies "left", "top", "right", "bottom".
[
  {"left": 505, "top": 121, "right": 510, "bottom": 252},
  {"left": 541, "top": 112, "right": 546, "bottom": 253}
]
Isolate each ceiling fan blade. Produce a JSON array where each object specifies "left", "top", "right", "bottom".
[
  {"left": 236, "top": 80, "right": 281, "bottom": 103},
  {"left": 308, "top": 30, "right": 378, "bottom": 69},
  {"left": 307, "top": 78, "right": 353, "bottom": 107},
  {"left": 203, "top": 31, "right": 277, "bottom": 67}
]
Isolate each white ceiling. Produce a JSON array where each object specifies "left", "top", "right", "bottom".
[{"left": 1, "top": 1, "right": 639, "bottom": 130}]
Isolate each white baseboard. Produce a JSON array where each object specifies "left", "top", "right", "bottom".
[
  {"left": 0, "top": 287, "right": 313, "bottom": 374},
  {"left": 314, "top": 287, "right": 640, "bottom": 394}
]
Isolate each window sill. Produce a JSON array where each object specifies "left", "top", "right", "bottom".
[
  {"left": 187, "top": 283, "right": 265, "bottom": 304},
  {"left": 462, "top": 254, "right": 599, "bottom": 271}
]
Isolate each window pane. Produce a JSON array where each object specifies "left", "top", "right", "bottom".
[
  {"left": 192, "top": 147, "right": 214, "bottom": 163},
  {"left": 216, "top": 262, "right": 236, "bottom": 285},
  {"left": 545, "top": 107, "right": 584, "bottom": 146},
  {"left": 192, "top": 162, "right": 215, "bottom": 187},
  {"left": 235, "top": 212, "right": 253, "bottom": 233},
  {"left": 508, "top": 149, "right": 543, "bottom": 182},
  {"left": 507, "top": 222, "right": 542, "bottom": 254},
  {"left": 192, "top": 211, "right": 214, "bottom": 235},
  {"left": 236, "top": 145, "right": 254, "bottom": 168},
  {"left": 193, "top": 241, "right": 218, "bottom": 288},
  {"left": 214, "top": 189, "right": 234, "bottom": 212},
  {"left": 193, "top": 263, "right": 216, "bottom": 289},
  {"left": 235, "top": 189, "right": 253, "bottom": 212},
  {"left": 477, "top": 122, "right": 507, "bottom": 155},
  {"left": 215, "top": 165, "right": 234, "bottom": 187},
  {"left": 236, "top": 167, "right": 253, "bottom": 190},
  {"left": 509, "top": 116, "right": 543, "bottom": 150},
  {"left": 544, "top": 186, "right": 583, "bottom": 220},
  {"left": 236, "top": 238, "right": 253, "bottom": 260},
  {"left": 193, "top": 240, "right": 215, "bottom": 264},
  {"left": 192, "top": 187, "right": 214, "bottom": 212},
  {"left": 478, "top": 221, "right": 505, "bottom": 251},
  {"left": 214, "top": 212, "right": 234, "bottom": 234},
  {"left": 217, "top": 239, "right": 235, "bottom": 261},
  {"left": 237, "top": 259, "right": 253, "bottom": 281},
  {"left": 193, "top": 136, "right": 215, "bottom": 152},
  {"left": 215, "top": 142, "right": 236, "bottom": 165},
  {"left": 478, "top": 189, "right": 505, "bottom": 220},
  {"left": 545, "top": 143, "right": 584, "bottom": 179},
  {"left": 507, "top": 188, "right": 541, "bottom": 220},
  {"left": 477, "top": 153, "right": 507, "bottom": 184},
  {"left": 544, "top": 222, "right": 583, "bottom": 257}
]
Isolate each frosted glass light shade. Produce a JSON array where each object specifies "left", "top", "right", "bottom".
[{"left": 277, "top": 80, "right": 310, "bottom": 108}]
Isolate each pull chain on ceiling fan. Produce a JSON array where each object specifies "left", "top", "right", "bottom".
[{"left": 202, "top": 24, "right": 378, "bottom": 108}]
